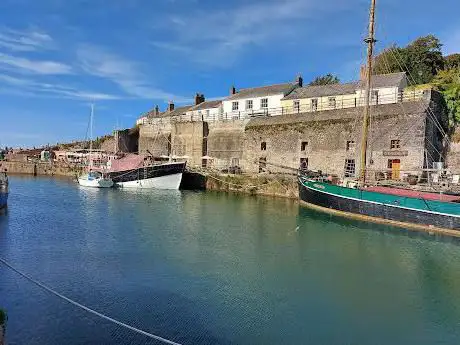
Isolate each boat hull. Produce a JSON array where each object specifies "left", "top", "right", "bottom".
[
  {"left": 78, "top": 178, "right": 114, "bottom": 188},
  {"left": 110, "top": 162, "right": 185, "bottom": 190},
  {"left": 299, "top": 178, "right": 460, "bottom": 231}
]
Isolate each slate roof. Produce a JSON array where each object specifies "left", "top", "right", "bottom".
[
  {"left": 282, "top": 72, "right": 407, "bottom": 101},
  {"left": 283, "top": 82, "right": 358, "bottom": 100},
  {"left": 226, "top": 82, "right": 296, "bottom": 101},
  {"left": 146, "top": 105, "right": 194, "bottom": 118},
  {"left": 189, "top": 100, "right": 222, "bottom": 111}
]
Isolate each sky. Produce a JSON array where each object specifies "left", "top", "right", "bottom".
[{"left": 0, "top": 0, "right": 459, "bottom": 148}]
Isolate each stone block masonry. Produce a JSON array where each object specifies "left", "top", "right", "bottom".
[{"left": 138, "top": 91, "right": 448, "bottom": 180}]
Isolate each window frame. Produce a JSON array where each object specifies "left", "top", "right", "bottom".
[
  {"left": 346, "top": 140, "right": 355, "bottom": 151},
  {"left": 301, "top": 141, "right": 308, "bottom": 152},
  {"left": 246, "top": 99, "right": 253, "bottom": 110},
  {"left": 328, "top": 97, "right": 337, "bottom": 108},
  {"left": 390, "top": 139, "right": 401, "bottom": 149},
  {"left": 232, "top": 101, "right": 239, "bottom": 111},
  {"left": 261, "top": 98, "right": 268, "bottom": 109}
]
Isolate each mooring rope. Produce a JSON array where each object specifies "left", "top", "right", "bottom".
[{"left": 0, "top": 257, "right": 183, "bottom": 345}]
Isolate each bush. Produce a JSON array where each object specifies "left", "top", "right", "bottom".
[{"left": 0, "top": 308, "right": 6, "bottom": 325}]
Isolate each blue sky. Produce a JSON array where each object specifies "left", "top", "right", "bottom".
[{"left": 0, "top": 0, "right": 459, "bottom": 148}]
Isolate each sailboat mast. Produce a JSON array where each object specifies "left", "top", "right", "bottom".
[
  {"left": 89, "top": 103, "right": 94, "bottom": 170},
  {"left": 359, "top": 0, "right": 377, "bottom": 183}
]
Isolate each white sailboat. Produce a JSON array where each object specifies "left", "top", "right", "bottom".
[{"left": 78, "top": 104, "right": 114, "bottom": 188}]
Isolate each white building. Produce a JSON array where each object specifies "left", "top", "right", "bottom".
[
  {"left": 221, "top": 76, "right": 302, "bottom": 120},
  {"left": 186, "top": 98, "right": 223, "bottom": 122},
  {"left": 281, "top": 72, "right": 408, "bottom": 113}
]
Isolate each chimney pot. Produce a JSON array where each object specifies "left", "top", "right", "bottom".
[
  {"left": 195, "top": 93, "right": 205, "bottom": 105},
  {"left": 296, "top": 74, "right": 303, "bottom": 87},
  {"left": 168, "top": 101, "right": 175, "bottom": 112},
  {"left": 230, "top": 85, "right": 236, "bottom": 95}
]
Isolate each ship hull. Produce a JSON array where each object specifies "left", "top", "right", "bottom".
[
  {"left": 110, "top": 162, "right": 185, "bottom": 190},
  {"left": 299, "top": 177, "right": 460, "bottom": 232}
]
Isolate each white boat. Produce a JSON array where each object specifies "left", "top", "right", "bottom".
[
  {"left": 77, "top": 104, "right": 114, "bottom": 188},
  {"left": 107, "top": 155, "right": 185, "bottom": 190},
  {"left": 78, "top": 171, "right": 114, "bottom": 188}
]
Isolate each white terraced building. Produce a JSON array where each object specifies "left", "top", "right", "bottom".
[{"left": 221, "top": 76, "right": 303, "bottom": 120}]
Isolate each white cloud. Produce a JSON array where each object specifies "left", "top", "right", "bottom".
[
  {"left": 77, "top": 44, "right": 189, "bottom": 102},
  {"left": 0, "top": 52, "right": 73, "bottom": 75},
  {"left": 0, "top": 73, "right": 122, "bottom": 100},
  {"left": 0, "top": 27, "right": 54, "bottom": 52},
  {"left": 151, "top": 0, "right": 349, "bottom": 67}
]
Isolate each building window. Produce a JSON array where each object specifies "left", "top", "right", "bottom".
[
  {"left": 301, "top": 141, "right": 308, "bottom": 151},
  {"left": 259, "top": 157, "right": 267, "bottom": 173},
  {"left": 246, "top": 100, "right": 253, "bottom": 110},
  {"left": 300, "top": 158, "right": 308, "bottom": 170},
  {"left": 372, "top": 90, "right": 379, "bottom": 104},
  {"left": 232, "top": 158, "right": 239, "bottom": 167},
  {"left": 328, "top": 97, "right": 336, "bottom": 108},
  {"left": 344, "top": 159, "right": 356, "bottom": 177},
  {"left": 346, "top": 140, "right": 355, "bottom": 151},
  {"left": 261, "top": 142, "right": 267, "bottom": 151},
  {"left": 311, "top": 98, "right": 318, "bottom": 111},
  {"left": 390, "top": 139, "right": 400, "bottom": 149},
  {"left": 232, "top": 101, "right": 239, "bottom": 111},
  {"left": 293, "top": 100, "right": 300, "bottom": 112},
  {"left": 261, "top": 98, "right": 268, "bottom": 109}
]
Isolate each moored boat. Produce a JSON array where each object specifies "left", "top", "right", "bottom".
[
  {"left": 0, "top": 170, "right": 8, "bottom": 210},
  {"left": 78, "top": 171, "right": 114, "bottom": 188},
  {"left": 107, "top": 154, "right": 185, "bottom": 190},
  {"left": 298, "top": 0, "right": 460, "bottom": 234},
  {"left": 77, "top": 104, "right": 114, "bottom": 189},
  {"left": 298, "top": 176, "right": 460, "bottom": 231}
]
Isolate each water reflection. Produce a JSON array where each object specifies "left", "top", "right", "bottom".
[{"left": 2, "top": 176, "right": 460, "bottom": 344}]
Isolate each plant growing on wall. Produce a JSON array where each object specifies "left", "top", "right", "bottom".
[{"left": 0, "top": 308, "right": 6, "bottom": 326}]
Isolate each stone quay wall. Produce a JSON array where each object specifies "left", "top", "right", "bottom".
[
  {"left": 1, "top": 161, "right": 81, "bottom": 177},
  {"left": 139, "top": 93, "right": 446, "bottom": 180}
]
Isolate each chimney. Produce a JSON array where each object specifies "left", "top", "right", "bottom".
[
  {"left": 296, "top": 74, "right": 303, "bottom": 87},
  {"left": 154, "top": 105, "right": 160, "bottom": 116},
  {"left": 168, "top": 101, "right": 175, "bottom": 112},
  {"left": 230, "top": 85, "right": 236, "bottom": 95},
  {"left": 360, "top": 65, "right": 367, "bottom": 80},
  {"left": 195, "top": 93, "right": 205, "bottom": 105}
]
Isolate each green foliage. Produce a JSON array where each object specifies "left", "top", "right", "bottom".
[
  {"left": 373, "top": 35, "right": 444, "bottom": 84},
  {"left": 309, "top": 73, "right": 340, "bottom": 86},
  {"left": 441, "top": 84, "right": 460, "bottom": 124},
  {"left": 0, "top": 308, "right": 6, "bottom": 325},
  {"left": 445, "top": 54, "right": 460, "bottom": 70}
]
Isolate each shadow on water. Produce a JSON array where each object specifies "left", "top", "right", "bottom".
[{"left": 297, "top": 204, "right": 460, "bottom": 246}]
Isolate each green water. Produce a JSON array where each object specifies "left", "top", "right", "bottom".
[{"left": 1, "top": 175, "right": 460, "bottom": 344}]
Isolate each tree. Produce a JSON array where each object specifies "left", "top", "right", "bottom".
[
  {"left": 309, "top": 74, "right": 340, "bottom": 86},
  {"left": 445, "top": 53, "right": 460, "bottom": 70},
  {"left": 373, "top": 35, "right": 444, "bottom": 84}
]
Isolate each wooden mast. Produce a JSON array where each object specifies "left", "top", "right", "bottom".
[{"left": 359, "top": 0, "right": 377, "bottom": 183}]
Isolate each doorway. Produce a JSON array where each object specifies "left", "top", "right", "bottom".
[{"left": 388, "top": 159, "right": 401, "bottom": 180}]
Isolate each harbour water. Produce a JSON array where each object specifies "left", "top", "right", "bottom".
[{"left": 1, "top": 176, "right": 460, "bottom": 344}]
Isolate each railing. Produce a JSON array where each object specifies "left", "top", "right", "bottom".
[{"left": 139, "top": 88, "right": 430, "bottom": 125}]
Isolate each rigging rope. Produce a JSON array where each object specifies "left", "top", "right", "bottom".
[{"left": 0, "top": 257, "right": 183, "bottom": 345}]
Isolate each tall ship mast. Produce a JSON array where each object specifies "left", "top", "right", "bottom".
[
  {"left": 360, "top": 0, "right": 377, "bottom": 183},
  {"left": 298, "top": 0, "right": 460, "bottom": 235}
]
